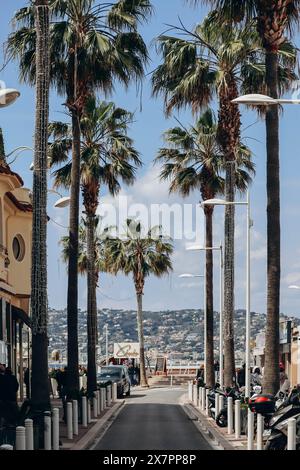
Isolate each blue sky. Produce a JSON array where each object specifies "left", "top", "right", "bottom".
[{"left": 2, "top": 0, "right": 300, "bottom": 317}]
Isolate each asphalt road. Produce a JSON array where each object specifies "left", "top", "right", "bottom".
[{"left": 94, "top": 387, "right": 212, "bottom": 450}]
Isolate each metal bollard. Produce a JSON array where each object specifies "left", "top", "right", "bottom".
[
  {"left": 107, "top": 386, "right": 112, "bottom": 407},
  {"left": 97, "top": 390, "right": 101, "bottom": 415},
  {"left": 188, "top": 382, "right": 193, "bottom": 402},
  {"left": 227, "top": 397, "right": 233, "bottom": 434},
  {"left": 257, "top": 414, "right": 264, "bottom": 450},
  {"left": 113, "top": 383, "right": 118, "bottom": 402},
  {"left": 102, "top": 388, "right": 106, "bottom": 409},
  {"left": 193, "top": 385, "right": 198, "bottom": 407},
  {"left": 87, "top": 399, "right": 91, "bottom": 424},
  {"left": 15, "top": 426, "right": 26, "bottom": 450},
  {"left": 93, "top": 396, "right": 98, "bottom": 419},
  {"left": 44, "top": 412, "right": 51, "bottom": 450},
  {"left": 25, "top": 419, "right": 34, "bottom": 450},
  {"left": 287, "top": 418, "right": 296, "bottom": 450},
  {"left": 82, "top": 397, "right": 88, "bottom": 428},
  {"left": 215, "top": 393, "right": 220, "bottom": 420},
  {"left": 235, "top": 400, "right": 241, "bottom": 439},
  {"left": 219, "top": 394, "right": 224, "bottom": 414},
  {"left": 73, "top": 400, "right": 78, "bottom": 436},
  {"left": 52, "top": 408, "right": 60, "bottom": 450},
  {"left": 201, "top": 387, "right": 206, "bottom": 412},
  {"left": 205, "top": 389, "right": 209, "bottom": 416},
  {"left": 247, "top": 409, "right": 254, "bottom": 450},
  {"left": 67, "top": 402, "right": 73, "bottom": 440}
]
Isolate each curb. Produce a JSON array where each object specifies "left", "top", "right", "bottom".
[
  {"left": 184, "top": 403, "right": 244, "bottom": 451},
  {"left": 67, "top": 400, "right": 125, "bottom": 451}
]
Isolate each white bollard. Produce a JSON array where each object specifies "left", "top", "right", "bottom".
[
  {"left": 188, "top": 382, "right": 193, "bottom": 401},
  {"left": 93, "top": 396, "right": 98, "bottom": 419},
  {"left": 82, "top": 397, "right": 88, "bottom": 428},
  {"left": 67, "top": 402, "right": 73, "bottom": 440},
  {"left": 113, "top": 383, "right": 118, "bottom": 402},
  {"left": 219, "top": 394, "right": 224, "bottom": 413},
  {"left": 25, "top": 419, "right": 34, "bottom": 451},
  {"left": 87, "top": 399, "right": 91, "bottom": 424},
  {"left": 201, "top": 387, "right": 206, "bottom": 412},
  {"left": 73, "top": 400, "right": 78, "bottom": 436},
  {"left": 102, "top": 388, "right": 106, "bottom": 409},
  {"left": 235, "top": 400, "right": 241, "bottom": 439},
  {"left": 247, "top": 409, "right": 254, "bottom": 450},
  {"left": 205, "top": 389, "right": 209, "bottom": 416},
  {"left": 256, "top": 414, "right": 264, "bottom": 450},
  {"left": 44, "top": 413, "right": 51, "bottom": 450},
  {"left": 215, "top": 393, "right": 220, "bottom": 420},
  {"left": 193, "top": 385, "right": 198, "bottom": 407},
  {"left": 52, "top": 408, "right": 60, "bottom": 450},
  {"left": 16, "top": 426, "right": 26, "bottom": 450},
  {"left": 107, "top": 386, "right": 112, "bottom": 407},
  {"left": 97, "top": 390, "right": 101, "bottom": 415},
  {"left": 287, "top": 418, "right": 296, "bottom": 450},
  {"left": 227, "top": 397, "right": 233, "bottom": 434}
]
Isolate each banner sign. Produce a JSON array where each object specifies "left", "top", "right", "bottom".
[{"left": 114, "top": 342, "right": 140, "bottom": 359}]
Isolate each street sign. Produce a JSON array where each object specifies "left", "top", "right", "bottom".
[{"left": 113, "top": 342, "right": 140, "bottom": 359}]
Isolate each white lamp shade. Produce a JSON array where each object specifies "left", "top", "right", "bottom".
[
  {"left": 186, "top": 244, "right": 203, "bottom": 251},
  {"left": 179, "top": 274, "right": 194, "bottom": 278},
  {"left": 54, "top": 196, "right": 71, "bottom": 208},
  {"left": 0, "top": 88, "right": 20, "bottom": 108},
  {"left": 232, "top": 94, "right": 276, "bottom": 105},
  {"left": 202, "top": 198, "right": 227, "bottom": 206},
  {"left": 288, "top": 285, "right": 300, "bottom": 290}
]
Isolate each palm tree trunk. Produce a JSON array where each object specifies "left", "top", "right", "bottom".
[
  {"left": 218, "top": 78, "right": 240, "bottom": 388},
  {"left": 136, "top": 292, "right": 148, "bottom": 387},
  {"left": 204, "top": 207, "right": 215, "bottom": 388},
  {"left": 263, "top": 50, "right": 280, "bottom": 395},
  {"left": 30, "top": 0, "right": 50, "bottom": 413},
  {"left": 66, "top": 109, "right": 81, "bottom": 399},
  {"left": 86, "top": 214, "right": 97, "bottom": 397}
]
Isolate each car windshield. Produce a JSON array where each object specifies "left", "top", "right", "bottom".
[{"left": 98, "top": 368, "right": 122, "bottom": 378}]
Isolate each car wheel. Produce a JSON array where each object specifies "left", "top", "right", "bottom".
[
  {"left": 126, "top": 387, "right": 131, "bottom": 397},
  {"left": 216, "top": 409, "right": 227, "bottom": 428}
]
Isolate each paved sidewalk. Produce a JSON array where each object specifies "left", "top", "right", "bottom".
[{"left": 186, "top": 399, "right": 248, "bottom": 451}]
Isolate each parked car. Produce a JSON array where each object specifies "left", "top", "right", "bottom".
[{"left": 97, "top": 366, "right": 131, "bottom": 398}]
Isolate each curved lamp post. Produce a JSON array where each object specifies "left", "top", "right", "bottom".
[{"left": 202, "top": 192, "right": 252, "bottom": 398}]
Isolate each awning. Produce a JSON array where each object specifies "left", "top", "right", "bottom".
[{"left": 11, "top": 306, "right": 31, "bottom": 328}]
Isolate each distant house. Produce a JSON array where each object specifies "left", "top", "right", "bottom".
[{"left": 0, "top": 130, "right": 32, "bottom": 399}]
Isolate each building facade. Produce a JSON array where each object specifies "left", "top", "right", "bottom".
[{"left": 0, "top": 163, "right": 32, "bottom": 400}]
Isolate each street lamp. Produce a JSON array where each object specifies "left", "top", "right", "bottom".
[
  {"left": 178, "top": 272, "right": 205, "bottom": 376},
  {"left": 186, "top": 244, "right": 224, "bottom": 389},
  {"left": 202, "top": 192, "right": 252, "bottom": 398},
  {"left": 288, "top": 285, "right": 300, "bottom": 290},
  {"left": 0, "top": 88, "right": 20, "bottom": 108},
  {"left": 232, "top": 94, "right": 300, "bottom": 106}
]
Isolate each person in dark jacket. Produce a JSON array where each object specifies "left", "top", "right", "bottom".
[
  {"left": 237, "top": 364, "right": 246, "bottom": 388},
  {"left": 4, "top": 367, "right": 19, "bottom": 402}
]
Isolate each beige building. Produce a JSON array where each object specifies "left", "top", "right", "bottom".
[{"left": 0, "top": 163, "right": 32, "bottom": 399}]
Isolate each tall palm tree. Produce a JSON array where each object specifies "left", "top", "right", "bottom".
[
  {"left": 49, "top": 98, "right": 141, "bottom": 396},
  {"left": 152, "top": 13, "right": 296, "bottom": 387},
  {"left": 197, "top": 0, "right": 300, "bottom": 396},
  {"left": 30, "top": 0, "right": 50, "bottom": 416},
  {"left": 156, "top": 109, "right": 255, "bottom": 387},
  {"left": 105, "top": 220, "right": 173, "bottom": 387},
  {"left": 8, "top": 0, "right": 151, "bottom": 398}
]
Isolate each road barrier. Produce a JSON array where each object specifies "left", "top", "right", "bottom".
[
  {"left": 113, "top": 383, "right": 118, "bottom": 402},
  {"left": 87, "top": 399, "right": 91, "bottom": 424},
  {"left": 25, "top": 419, "right": 34, "bottom": 450},
  {"left": 107, "top": 385, "right": 112, "bottom": 407},
  {"left": 15, "top": 427, "right": 25, "bottom": 450},
  {"left": 73, "top": 400, "right": 79, "bottom": 436},
  {"left": 82, "top": 397, "right": 87, "bottom": 428},
  {"left": 93, "top": 396, "right": 98, "bottom": 419},
  {"left": 227, "top": 397, "right": 233, "bottom": 435},
  {"left": 247, "top": 409, "right": 254, "bottom": 450},
  {"left": 67, "top": 402, "right": 73, "bottom": 440},
  {"left": 235, "top": 400, "right": 241, "bottom": 439},
  {"left": 256, "top": 414, "right": 264, "bottom": 450},
  {"left": 52, "top": 408, "right": 60, "bottom": 450},
  {"left": 101, "top": 388, "right": 106, "bottom": 410},
  {"left": 44, "top": 412, "right": 51, "bottom": 450},
  {"left": 288, "top": 418, "right": 296, "bottom": 450}
]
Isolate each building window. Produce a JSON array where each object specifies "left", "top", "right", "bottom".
[{"left": 12, "top": 235, "right": 25, "bottom": 262}]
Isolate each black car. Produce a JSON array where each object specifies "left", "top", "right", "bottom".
[{"left": 97, "top": 366, "right": 131, "bottom": 398}]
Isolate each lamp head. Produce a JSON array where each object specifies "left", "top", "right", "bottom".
[{"left": 0, "top": 89, "right": 20, "bottom": 108}]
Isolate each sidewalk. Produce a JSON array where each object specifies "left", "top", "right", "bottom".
[
  {"left": 186, "top": 398, "right": 248, "bottom": 451},
  {"left": 51, "top": 397, "right": 124, "bottom": 450}
]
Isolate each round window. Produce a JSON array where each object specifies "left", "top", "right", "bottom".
[{"left": 12, "top": 235, "right": 25, "bottom": 262}]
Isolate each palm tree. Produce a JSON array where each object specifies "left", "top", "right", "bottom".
[
  {"left": 105, "top": 220, "right": 173, "bottom": 387},
  {"left": 30, "top": 0, "right": 50, "bottom": 416},
  {"left": 156, "top": 109, "right": 255, "bottom": 387},
  {"left": 49, "top": 98, "right": 141, "bottom": 396},
  {"left": 8, "top": 0, "right": 151, "bottom": 398},
  {"left": 152, "top": 13, "right": 296, "bottom": 387},
  {"left": 197, "top": 0, "right": 300, "bottom": 396}
]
